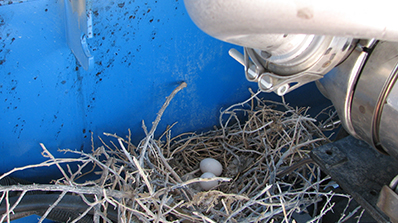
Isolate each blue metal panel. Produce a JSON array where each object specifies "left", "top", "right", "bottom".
[
  {"left": 0, "top": 0, "right": 271, "bottom": 182},
  {"left": 0, "top": 0, "right": 330, "bottom": 184},
  {"left": 10, "top": 215, "right": 54, "bottom": 223},
  {"left": 0, "top": 1, "right": 329, "bottom": 222}
]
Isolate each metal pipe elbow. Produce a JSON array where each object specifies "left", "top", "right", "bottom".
[{"left": 184, "top": 0, "right": 398, "bottom": 47}]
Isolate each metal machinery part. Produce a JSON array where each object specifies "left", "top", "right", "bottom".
[
  {"left": 315, "top": 39, "right": 377, "bottom": 139},
  {"left": 65, "top": 0, "right": 94, "bottom": 70},
  {"left": 318, "top": 40, "right": 398, "bottom": 222},
  {"left": 183, "top": 0, "right": 398, "bottom": 221},
  {"left": 183, "top": 0, "right": 398, "bottom": 160},
  {"left": 311, "top": 136, "right": 398, "bottom": 223},
  {"left": 183, "top": 0, "right": 398, "bottom": 96},
  {"left": 318, "top": 40, "right": 398, "bottom": 159},
  {"left": 377, "top": 175, "right": 398, "bottom": 223},
  {"left": 228, "top": 35, "right": 354, "bottom": 95},
  {"left": 183, "top": 0, "right": 398, "bottom": 44}
]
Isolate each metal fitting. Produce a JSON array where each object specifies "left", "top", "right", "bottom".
[{"left": 230, "top": 36, "right": 354, "bottom": 95}]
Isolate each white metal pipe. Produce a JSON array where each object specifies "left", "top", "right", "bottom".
[{"left": 184, "top": 0, "right": 398, "bottom": 49}]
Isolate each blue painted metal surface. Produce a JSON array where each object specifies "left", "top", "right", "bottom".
[
  {"left": 11, "top": 215, "right": 53, "bottom": 223},
  {"left": 0, "top": 0, "right": 265, "bottom": 182},
  {"left": 0, "top": 0, "right": 329, "bottom": 183},
  {"left": 0, "top": 0, "right": 329, "bottom": 222}
]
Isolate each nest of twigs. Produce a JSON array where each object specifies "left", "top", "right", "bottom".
[{"left": 0, "top": 82, "right": 364, "bottom": 222}]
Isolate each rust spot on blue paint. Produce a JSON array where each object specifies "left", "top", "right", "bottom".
[{"left": 118, "top": 2, "right": 125, "bottom": 8}]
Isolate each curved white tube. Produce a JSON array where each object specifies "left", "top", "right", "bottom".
[{"left": 184, "top": 0, "right": 398, "bottom": 48}]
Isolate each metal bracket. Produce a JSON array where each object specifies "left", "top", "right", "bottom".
[
  {"left": 311, "top": 136, "right": 398, "bottom": 222},
  {"left": 378, "top": 185, "right": 398, "bottom": 223},
  {"left": 229, "top": 36, "right": 354, "bottom": 96},
  {"left": 64, "top": 0, "right": 94, "bottom": 70}
]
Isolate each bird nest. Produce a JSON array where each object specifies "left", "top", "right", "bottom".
[{"left": 0, "top": 82, "right": 364, "bottom": 222}]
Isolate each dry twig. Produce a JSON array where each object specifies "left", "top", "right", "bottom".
[{"left": 0, "top": 86, "right": 362, "bottom": 222}]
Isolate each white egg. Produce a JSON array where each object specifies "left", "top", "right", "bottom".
[
  {"left": 200, "top": 158, "right": 223, "bottom": 176},
  {"left": 200, "top": 172, "right": 218, "bottom": 190}
]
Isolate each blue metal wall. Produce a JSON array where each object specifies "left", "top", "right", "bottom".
[
  {"left": 0, "top": 0, "right": 264, "bottom": 181},
  {"left": 0, "top": 0, "right": 328, "bottom": 182}
]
